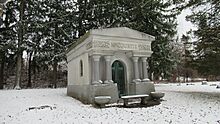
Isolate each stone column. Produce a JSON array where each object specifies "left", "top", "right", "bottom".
[
  {"left": 104, "top": 56, "right": 113, "bottom": 83},
  {"left": 132, "top": 57, "right": 141, "bottom": 82},
  {"left": 142, "top": 57, "right": 150, "bottom": 82},
  {"left": 92, "top": 55, "right": 102, "bottom": 84}
]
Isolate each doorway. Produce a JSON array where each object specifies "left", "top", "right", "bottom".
[{"left": 112, "top": 60, "right": 126, "bottom": 97}]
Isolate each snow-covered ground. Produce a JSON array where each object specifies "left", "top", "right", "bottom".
[{"left": 0, "top": 82, "right": 220, "bottom": 124}]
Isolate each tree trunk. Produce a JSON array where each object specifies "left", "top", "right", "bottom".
[
  {"left": 0, "top": 52, "right": 5, "bottom": 89},
  {"left": 52, "top": 61, "right": 58, "bottom": 88},
  {"left": 27, "top": 52, "right": 33, "bottom": 88},
  {"left": 15, "top": 53, "right": 22, "bottom": 90},
  {"left": 15, "top": 0, "right": 25, "bottom": 90},
  {"left": 52, "top": 23, "right": 59, "bottom": 88},
  {"left": 32, "top": 56, "right": 36, "bottom": 84}
]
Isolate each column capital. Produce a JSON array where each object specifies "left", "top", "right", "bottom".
[
  {"left": 104, "top": 55, "right": 112, "bottom": 61},
  {"left": 92, "top": 55, "right": 101, "bottom": 61},
  {"left": 141, "top": 57, "right": 148, "bottom": 62},
  {"left": 132, "top": 56, "right": 139, "bottom": 62}
]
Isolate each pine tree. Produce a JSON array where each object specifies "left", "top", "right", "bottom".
[
  {"left": 181, "top": 0, "right": 220, "bottom": 78},
  {"left": 1, "top": 0, "right": 181, "bottom": 88},
  {"left": 0, "top": 0, "right": 18, "bottom": 89},
  {"left": 24, "top": 0, "right": 43, "bottom": 88},
  {"left": 75, "top": 0, "right": 179, "bottom": 80},
  {"left": 30, "top": 0, "right": 76, "bottom": 88},
  {"left": 120, "top": 0, "right": 178, "bottom": 80},
  {"left": 14, "top": 0, "right": 26, "bottom": 90}
]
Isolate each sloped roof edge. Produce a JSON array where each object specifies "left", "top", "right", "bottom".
[{"left": 66, "top": 27, "right": 155, "bottom": 54}]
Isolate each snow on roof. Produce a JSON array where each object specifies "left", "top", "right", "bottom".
[{"left": 90, "top": 27, "right": 155, "bottom": 41}]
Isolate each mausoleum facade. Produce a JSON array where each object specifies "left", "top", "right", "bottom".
[{"left": 67, "top": 27, "right": 156, "bottom": 104}]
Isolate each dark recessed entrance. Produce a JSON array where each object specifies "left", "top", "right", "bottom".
[{"left": 112, "top": 60, "right": 125, "bottom": 97}]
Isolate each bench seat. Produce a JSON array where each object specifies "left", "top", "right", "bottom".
[
  {"left": 150, "top": 92, "right": 165, "bottom": 99},
  {"left": 121, "top": 94, "right": 149, "bottom": 99},
  {"left": 94, "top": 96, "right": 111, "bottom": 107},
  {"left": 121, "top": 94, "right": 149, "bottom": 106}
]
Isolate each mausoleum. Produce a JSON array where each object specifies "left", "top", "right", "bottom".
[{"left": 66, "top": 27, "right": 156, "bottom": 104}]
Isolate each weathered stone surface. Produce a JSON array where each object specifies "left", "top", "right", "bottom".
[
  {"left": 94, "top": 96, "right": 111, "bottom": 106},
  {"left": 66, "top": 27, "right": 156, "bottom": 105},
  {"left": 202, "top": 81, "right": 208, "bottom": 85},
  {"left": 150, "top": 92, "right": 165, "bottom": 99}
]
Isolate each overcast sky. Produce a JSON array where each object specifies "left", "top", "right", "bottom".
[{"left": 176, "top": 8, "right": 197, "bottom": 38}]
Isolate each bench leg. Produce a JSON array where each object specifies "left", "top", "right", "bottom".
[
  {"left": 141, "top": 98, "right": 145, "bottom": 104},
  {"left": 123, "top": 99, "right": 128, "bottom": 107}
]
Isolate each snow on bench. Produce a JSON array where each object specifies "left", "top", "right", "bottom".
[
  {"left": 121, "top": 94, "right": 149, "bottom": 106},
  {"left": 121, "top": 94, "right": 149, "bottom": 99},
  {"left": 94, "top": 96, "right": 111, "bottom": 107},
  {"left": 150, "top": 92, "right": 165, "bottom": 99}
]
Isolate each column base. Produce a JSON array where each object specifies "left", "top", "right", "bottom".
[
  {"left": 132, "top": 79, "right": 141, "bottom": 83},
  {"left": 104, "top": 80, "right": 114, "bottom": 84},
  {"left": 14, "top": 85, "right": 21, "bottom": 90},
  {"left": 92, "top": 80, "right": 103, "bottom": 85},
  {"left": 92, "top": 81, "right": 99, "bottom": 85},
  {"left": 142, "top": 78, "right": 150, "bottom": 82},
  {"left": 109, "top": 80, "right": 114, "bottom": 83}
]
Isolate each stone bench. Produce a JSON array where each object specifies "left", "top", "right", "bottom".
[
  {"left": 202, "top": 81, "right": 208, "bottom": 85},
  {"left": 94, "top": 96, "right": 111, "bottom": 107},
  {"left": 121, "top": 94, "right": 149, "bottom": 106},
  {"left": 150, "top": 92, "right": 165, "bottom": 100}
]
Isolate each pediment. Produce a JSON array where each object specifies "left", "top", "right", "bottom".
[
  {"left": 67, "top": 27, "right": 154, "bottom": 55},
  {"left": 90, "top": 27, "right": 155, "bottom": 41}
]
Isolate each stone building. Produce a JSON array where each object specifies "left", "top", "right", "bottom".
[{"left": 66, "top": 27, "right": 156, "bottom": 104}]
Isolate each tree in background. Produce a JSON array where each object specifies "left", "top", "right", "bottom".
[
  {"left": 181, "top": 34, "right": 195, "bottom": 82},
  {"left": 1, "top": 0, "right": 182, "bottom": 89},
  {"left": 21, "top": 0, "right": 76, "bottom": 88},
  {"left": 14, "top": 0, "right": 25, "bottom": 90},
  {"left": 38, "top": 0, "right": 76, "bottom": 88},
  {"left": 76, "top": 0, "right": 179, "bottom": 80},
  {"left": 0, "top": 1, "right": 18, "bottom": 89},
  {"left": 122, "top": 0, "right": 178, "bottom": 80},
  {"left": 0, "top": 0, "right": 75, "bottom": 89},
  {"left": 181, "top": 0, "right": 220, "bottom": 79}
]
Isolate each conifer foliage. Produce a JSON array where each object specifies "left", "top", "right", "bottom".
[
  {"left": 182, "top": 0, "right": 220, "bottom": 77},
  {"left": 0, "top": 0, "right": 180, "bottom": 88}
]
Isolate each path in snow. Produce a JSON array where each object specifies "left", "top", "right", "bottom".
[{"left": 0, "top": 82, "right": 220, "bottom": 124}]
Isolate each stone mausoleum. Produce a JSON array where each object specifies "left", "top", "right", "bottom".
[{"left": 66, "top": 27, "right": 156, "bottom": 104}]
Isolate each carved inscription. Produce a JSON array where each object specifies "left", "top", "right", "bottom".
[
  {"left": 86, "top": 42, "right": 92, "bottom": 50},
  {"left": 88, "top": 40, "right": 151, "bottom": 51},
  {"left": 93, "top": 41, "right": 110, "bottom": 48},
  {"left": 111, "top": 42, "right": 138, "bottom": 50},
  {"left": 138, "top": 44, "right": 151, "bottom": 50}
]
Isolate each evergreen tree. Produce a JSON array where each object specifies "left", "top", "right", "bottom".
[
  {"left": 24, "top": 0, "right": 44, "bottom": 88},
  {"left": 181, "top": 0, "right": 220, "bottom": 78},
  {"left": 30, "top": 0, "right": 76, "bottom": 88},
  {"left": 121, "top": 0, "right": 178, "bottom": 80},
  {"left": 75, "top": 0, "right": 179, "bottom": 80},
  {"left": 0, "top": 1, "right": 18, "bottom": 89},
  {"left": 1, "top": 0, "right": 181, "bottom": 88},
  {"left": 14, "top": 0, "right": 24, "bottom": 89}
]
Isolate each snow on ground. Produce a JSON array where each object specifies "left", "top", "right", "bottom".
[
  {"left": 156, "top": 81, "right": 220, "bottom": 94},
  {"left": 0, "top": 82, "right": 220, "bottom": 124}
]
